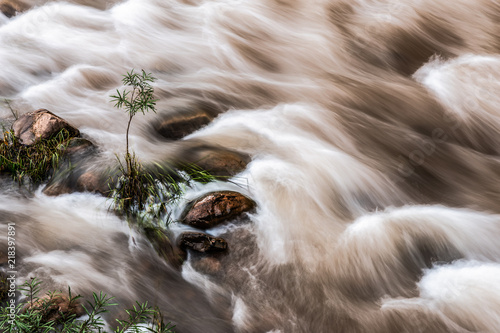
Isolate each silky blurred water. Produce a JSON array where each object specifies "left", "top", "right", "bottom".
[{"left": 2, "top": 0, "right": 500, "bottom": 332}]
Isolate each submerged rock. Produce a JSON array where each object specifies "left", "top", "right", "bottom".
[
  {"left": 43, "top": 167, "right": 111, "bottom": 196},
  {"left": 177, "top": 232, "right": 228, "bottom": 253},
  {"left": 144, "top": 227, "right": 186, "bottom": 269},
  {"left": 192, "top": 256, "right": 222, "bottom": 274},
  {"left": 178, "top": 145, "right": 251, "bottom": 177},
  {"left": 75, "top": 171, "right": 109, "bottom": 193},
  {"left": 13, "top": 109, "right": 80, "bottom": 145},
  {"left": 182, "top": 191, "right": 256, "bottom": 229},
  {"left": 154, "top": 107, "right": 213, "bottom": 140},
  {"left": 42, "top": 138, "right": 110, "bottom": 196}
]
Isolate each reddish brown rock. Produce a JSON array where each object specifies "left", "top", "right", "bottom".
[
  {"left": 192, "top": 257, "right": 222, "bottom": 274},
  {"left": 24, "top": 294, "right": 85, "bottom": 322},
  {"left": 75, "top": 171, "right": 108, "bottom": 193},
  {"left": 178, "top": 145, "right": 250, "bottom": 177},
  {"left": 182, "top": 191, "right": 256, "bottom": 229},
  {"left": 0, "top": 0, "right": 28, "bottom": 18},
  {"left": 154, "top": 107, "right": 213, "bottom": 140},
  {"left": 177, "top": 232, "right": 228, "bottom": 253},
  {"left": 13, "top": 109, "right": 80, "bottom": 146}
]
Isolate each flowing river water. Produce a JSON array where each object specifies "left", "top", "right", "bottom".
[{"left": 2, "top": 0, "right": 500, "bottom": 332}]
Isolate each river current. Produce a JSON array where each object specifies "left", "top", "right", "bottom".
[{"left": 2, "top": 0, "right": 500, "bottom": 332}]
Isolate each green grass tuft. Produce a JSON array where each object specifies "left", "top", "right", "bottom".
[
  {"left": 110, "top": 155, "right": 217, "bottom": 228},
  {"left": 0, "top": 128, "right": 72, "bottom": 184}
]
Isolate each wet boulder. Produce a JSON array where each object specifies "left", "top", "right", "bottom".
[
  {"left": 62, "top": 137, "right": 95, "bottom": 157},
  {"left": 192, "top": 256, "right": 222, "bottom": 274},
  {"left": 0, "top": 272, "right": 7, "bottom": 303},
  {"left": 178, "top": 144, "right": 251, "bottom": 177},
  {"left": 43, "top": 167, "right": 112, "bottom": 196},
  {"left": 74, "top": 171, "right": 110, "bottom": 193},
  {"left": 43, "top": 139, "right": 111, "bottom": 196},
  {"left": 13, "top": 109, "right": 80, "bottom": 146},
  {"left": 154, "top": 107, "right": 213, "bottom": 140},
  {"left": 182, "top": 191, "right": 256, "bottom": 229},
  {"left": 177, "top": 232, "right": 228, "bottom": 253},
  {"left": 0, "top": 251, "right": 6, "bottom": 266}
]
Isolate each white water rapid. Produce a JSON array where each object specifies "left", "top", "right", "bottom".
[{"left": 2, "top": 0, "right": 500, "bottom": 332}]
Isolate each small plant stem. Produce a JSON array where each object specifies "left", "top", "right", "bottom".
[
  {"left": 125, "top": 87, "right": 138, "bottom": 176},
  {"left": 4, "top": 99, "right": 17, "bottom": 120},
  {"left": 126, "top": 113, "right": 133, "bottom": 175}
]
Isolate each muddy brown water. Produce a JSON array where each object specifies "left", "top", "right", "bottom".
[{"left": 2, "top": 0, "right": 500, "bottom": 332}]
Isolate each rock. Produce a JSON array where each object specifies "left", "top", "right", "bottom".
[
  {"left": 61, "top": 137, "right": 95, "bottom": 156},
  {"left": 75, "top": 171, "right": 109, "bottom": 193},
  {"left": 154, "top": 107, "right": 213, "bottom": 140},
  {"left": 144, "top": 227, "right": 186, "bottom": 269},
  {"left": 192, "top": 256, "right": 222, "bottom": 274},
  {"left": 13, "top": 109, "right": 80, "bottom": 146},
  {"left": 177, "top": 232, "right": 228, "bottom": 253},
  {"left": 24, "top": 294, "right": 85, "bottom": 322},
  {"left": 43, "top": 168, "right": 111, "bottom": 196},
  {"left": 43, "top": 140, "right": 110, "bottom": 196},
  {"left": 182, "top": 191, "right": 256, "bottom": 229},
  {"left": 0, "top": 0, "right": 27, "bottom": 18},
  {"left": 178, "top": 145, "right": 250, "bottom": 177}
]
